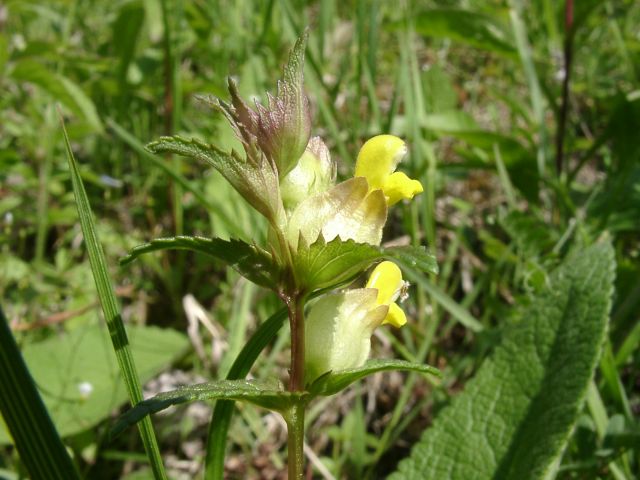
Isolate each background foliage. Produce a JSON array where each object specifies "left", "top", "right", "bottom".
[{"left": 1, "top": 0, "right": 638, "bottom": 478}]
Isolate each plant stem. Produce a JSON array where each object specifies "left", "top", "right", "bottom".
[
  {"left": 556, "top": 0, "right": 574, "bottom": 176},
  {"left": 286, "top": 293, "right": 306, "bottom": 392},
  {"left": 286, "top": 401, "right": 305, "bottom": 480},
  {"left": 283, "top": 292, "right": 306, "bottom": 478}
]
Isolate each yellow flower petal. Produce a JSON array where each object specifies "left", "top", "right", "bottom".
[
  {"left": 366, "top": 261, "right": 403, "bottom": 306},
  {"left": 355, "top": 135, "right": 407, "bottom": 190},
  {"left": 382, "top": 171, "right": 424, "bottom": 206},
  {"left": 304, "top": 289, "right": 387, "bottom": 382},
  {"left": 382, "top": 302, "right": 407, "bottom": 328}
]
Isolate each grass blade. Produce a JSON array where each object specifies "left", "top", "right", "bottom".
[
  {"left": 0, "top": 306, "right": 80, "bottom": 480},
  {"left": 402, "top": 268, "right": 484, "bottom": 333},
  {"left": 61, "top": 118, "right": 168, "bottom": 480},
  {"left": 204, "top": 307, "right": 288, "bottom": 480},
  {"left": 509, "top": 0, "right": 549, "bottom": 180}
]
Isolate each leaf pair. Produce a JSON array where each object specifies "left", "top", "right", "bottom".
[
  {"left": 121, "top": 235, "right": 438, "bottom": 294},
  {"left": 111, "top": 360, "right": 441, "bottom": 439}
]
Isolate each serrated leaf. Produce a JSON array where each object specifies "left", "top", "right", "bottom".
[
  {"left": 120, "top": 236, "right": 277, "bottom": 289},
  {"left": 294, "top": 237, "right": 438, "bottom": 292},
  {"left": 390, "top": 242, "right": 615, "bottom": 480},
  {"left": 111, "top": 379, "right": 294, "bottom": 438},
  {"left": 309, "top": 359, "right": 441, "bottom": 397},
  {"left": 147, "top": 135, "right": 283, "bottom": 224},
  {"left": 294, "top": 237, "right": 381, "bottom": 291}
]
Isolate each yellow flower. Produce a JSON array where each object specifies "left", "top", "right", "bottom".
[
  {"left": 285, "top": 135, "right": 422, "bottom": 251},
  {"left": 365, "top": 260, "right": 407, "bottom": 328},
  {"left": 305, "top": 261, "right": 408, "bottom": 383},
  {"left": 355, "top": 135, "right": 423, "bottom": 206}
]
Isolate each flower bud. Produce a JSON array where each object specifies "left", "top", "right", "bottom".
[{"left": 280, "top": 137, "right": 335, "bottom": 212}]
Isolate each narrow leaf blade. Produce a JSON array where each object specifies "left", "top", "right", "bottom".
[
  {"left": 395, "top": 8, "right": 517, "bottom": 56},
  {"left": 62, "top": 119, "right": 167, "bottom": 480},
  {"left": 0, "top": 306, "right": 80, "bottom": 480}
]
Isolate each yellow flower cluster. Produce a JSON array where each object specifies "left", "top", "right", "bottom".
[{"left": 299, "top": 135, "right": 421, "bottom": 383}]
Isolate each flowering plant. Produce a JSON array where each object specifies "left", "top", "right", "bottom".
[{"left": 116, "top": 32, "right": 439, "bottom": 478}]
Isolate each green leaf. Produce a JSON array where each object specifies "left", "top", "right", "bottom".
[
  {"left": 0, "top": 324, "right": 189, "bottom": 444},
  {"left": 13, "top": 61, "right": 102, "bottom": 132},
  {"left": 294, "top": 237, "right": 438, "bottom": 292},
  {"left": 0, "top": 306, "right": 80, "bottom": 479},
  {"left": 389, "top": 242, "right": 615, "bottom": 480},
  {"left": 309, "top": 359, "right": 441, "bottom": 397},
  {"left": 147, "top": 135, "right": 282, "bottom": 223},
  {"left": 112, "top": 379, "right": 294, "bottom": 438},
  {"left": 400, "top": 8, "right": 516, "bottom": 56},
  {"left": 120, "top": 236, "right": 277, "bottom": 289},
  {"left": 294, "top": 237, "right": 381, "bottom": 291},
  {"left": 62, "top": 120, "right": 166, "bottom": 479}
]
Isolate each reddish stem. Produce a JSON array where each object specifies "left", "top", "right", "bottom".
[{"left": 556, "top": 0, "right": 574, "bottom": 176}]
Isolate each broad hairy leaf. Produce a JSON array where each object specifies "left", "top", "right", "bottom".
[
  {"left": 390, "top": 241, "right": 615, "bottom": 480},
  {"left": 120, "top": 236, "right": 278, "bottom": 289},
  {"left": 112, "top": 379, "right": 295, "bottom": 438},
  {"left": 294, "top": 236, "right": 438, "bottom": 292},
  {"left": 309, "top": 359, "right": 441, "bottom": 397}
]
